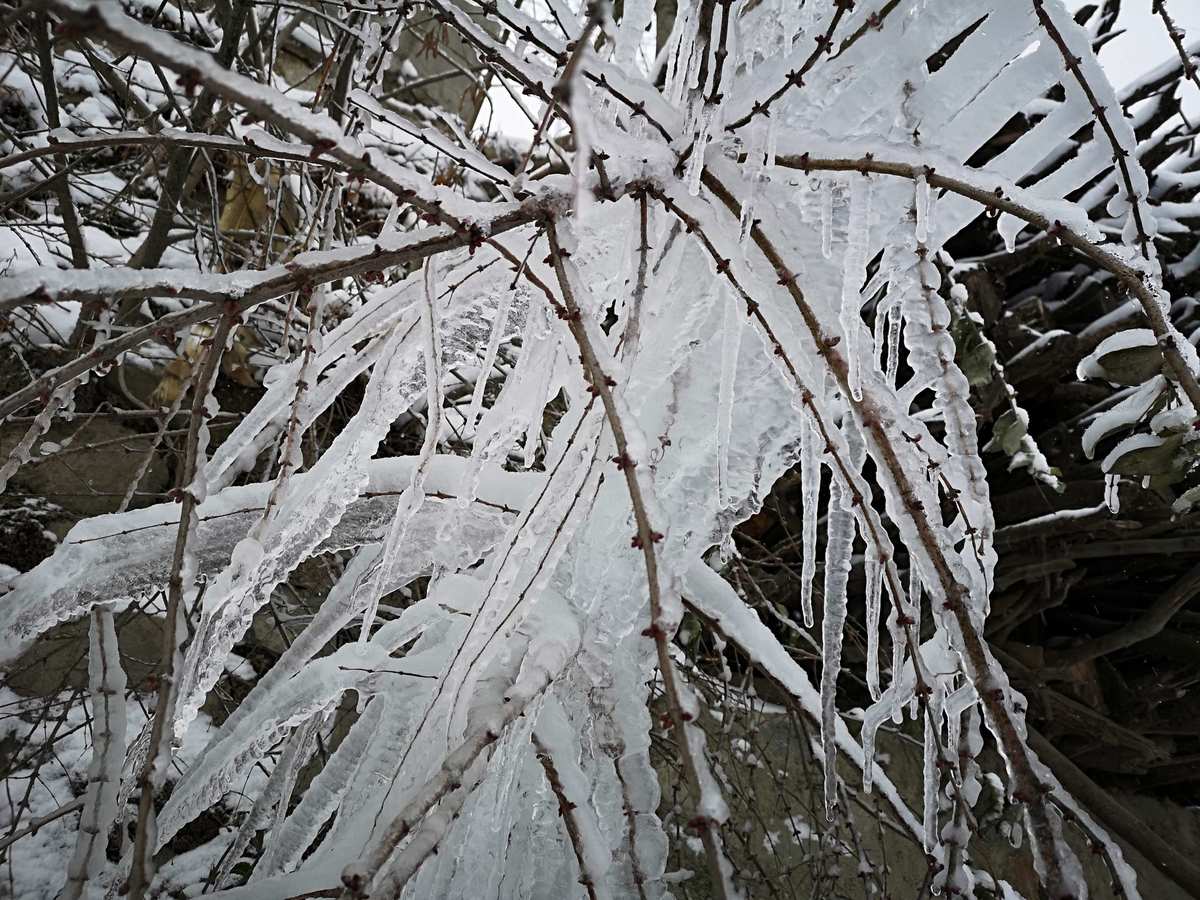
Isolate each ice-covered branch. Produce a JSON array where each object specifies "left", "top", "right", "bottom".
[
  {"left": 1031, "top": 0, "right": 1156, "bottom": 261},
  {"left": 543, "top": 222, "right": 740, "bottom": 900},
  {"left": 126, "top": 311, "right": 235, "bottom": 898},
  {"left": 1153, "top": 0, "right": 1200, "bottom": 95}
]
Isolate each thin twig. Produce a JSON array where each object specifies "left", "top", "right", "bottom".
[{"left": 127, "top": 310, "right": 234, "bottom": 899}]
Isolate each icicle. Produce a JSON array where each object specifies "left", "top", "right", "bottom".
[
  {"left": 882, "top": 572, "right": 905, "bottom": 715},
  {"left": 212, "top": 715, "right": 321, "bottom": 889},
  {"left": 614, "top": 0, "right": 654, "bottom": 68},
  {"left": 820, "top": 177, "right": 834, "bottom": 259},
  {"left": 821, "top": 470, "right": 855, "bottom": 815},
  {"left": 873, "top": 295, "right": 890, "bottom": 376},
  {"left": 799, "top": 413, "right": 819, "bottom": 629},
  {"left": 686, "top": 105, "right": 715, "bottom": 196},
  {"left": 520, "top": 341, "right": 557, "bottom": 468},
  {"left": 569, "top": 55, "right": 596, "bottom": 220},
  {"left": 915, "top": 168, "right": 931, "bottom": 244},
  {"left": 663, "top": 1, "right": 699, "bottom": 107},
  {"left": 841, "top": 178, "right": 872, "bottom": 402},
  {"left": 446, "top": 287, "right": 551, "bottom": 541},
  {"left": 717, "top": 290, "right": 742, "bottom": 503},
  {"left": 764, "top": 114, "right": 778, "bottom": 169},
  {"left": 922, "top": 693, "right": 940, "bottom": 851},
  {"left": 738, "top": 121, "right": 770, "bottom": 250},
  {"left": 997, "top": 212, "right": 1026, "bottom": 253},
  {"left": 864, "top": 551, "right": 882, "bottom": 701},
  {"left": 861, "top": 647, "right": 918, "bottom": 796},
  {"left": 886, "top": 293, "right": 903, "bottom": 388},
  {"left": 1104, "top": 474, "right": 1121, "bottom": 513},
  {"left": 903, "top": 564, "right": 923, "bottom": 723}
]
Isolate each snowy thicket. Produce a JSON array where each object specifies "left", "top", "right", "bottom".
[{"left": 2, "top": 1, "right": 1200, "bottom": 898}]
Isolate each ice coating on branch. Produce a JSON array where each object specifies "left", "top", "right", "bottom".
[
  {"left": 464, "top": 285, "right": 519, "bottom": 433},
  {"left": 60, "top": 607, "right": 126, "bottom": 900},
  {"left": 533, "top": 697, "right": 614, "bottom": 900},
  {"left": 258, "top": 699, "right": 385, "bottom": 879},
  {"left": 1033, "top": 0, "right": 1157, "bottom": 265},
  {"left": 211, "top": 715, "right": 322, "bottom": 889},
  {"left": 172, "top": 277, "right": 520, "bottom": 738},
  {"left": 922, "top": 682, "right": 944, "bottom": 852},
  {"left": 799, "top": 413, "right": 820, "bottom": 629},
  {"left": 864, "top": 549, "right": 883, "bottom": 701}
]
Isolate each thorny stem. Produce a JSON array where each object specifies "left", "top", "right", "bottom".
[
  {"left": 42, "top": 0, "right": 515, "bottom": 255},
  {"left": 831, "top": 0, "right": 903, "bottom": 60},
  {"left": 1153, "top": 0, "right": 1200, "bottom": 96},
  {"left": 62, "top": 606, "right": 125, "bottom": 900},
  {"left": 622, "top": 193, "right": 651, "bottom": 362},
  {"left": 261, "top": 187, "right": 340, "bottom": 522},
  {"left": 126, "top": 0, "right": 250, "bottom": 273},
  {"left": 1031, "top": 0, "right": 1153, "bottom": 260},
  {"left": 0, "top": 797, "right": 85, "bottom": 854},
  {"left": 610, "top": 747, "right": 651, "bottom": 900},
  {"left": 532, "top": 733, "right": 601, "bottom": 900},
  {"left": 126, "top": 310, "right": 234, "bottom": 900},
  {"left": 511, "top": 11, "right": 600, "bottom": 184},
  {"left": 545, "top": 223, "right": 736, "bottom": 900},
  {"left": 0, "top": 130, "right": 341, "bottom": 190},
  {"left": 117, "top": 377, "right": 195, "bottom": 513},
  {"left": 705, "top": 0, "right": 735, "bottom": 106}
]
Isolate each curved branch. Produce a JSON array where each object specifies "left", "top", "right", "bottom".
[
  {"left": 1032, "top": 0, "right": 1154, "bottom": 260},
  {"left": 770, "top": 153, "right": 1200, "bottom": 413}
]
